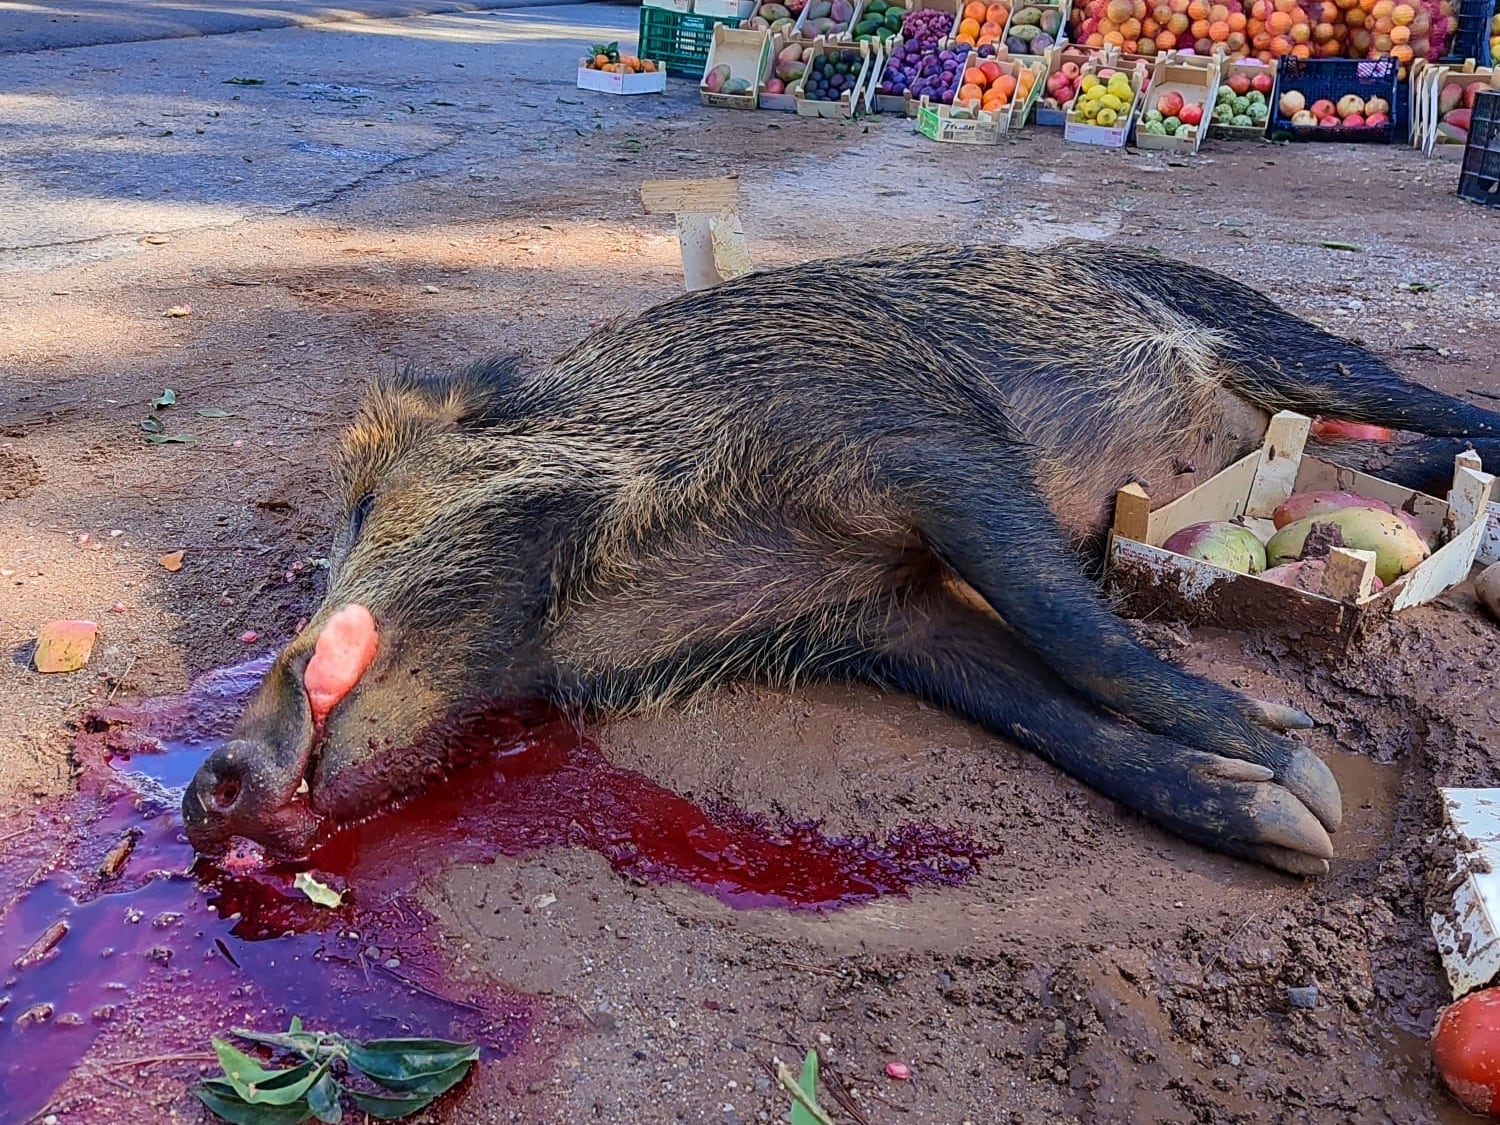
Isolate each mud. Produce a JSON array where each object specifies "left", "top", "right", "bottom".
[{"left": 3, "top": 14, "right": 1500, "bottom": 1123}]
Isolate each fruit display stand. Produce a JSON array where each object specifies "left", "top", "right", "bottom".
[
  {"left": 1268, "top": 56, "right": 1401, "bottom": 141},
  {"left": 1134, "top": 54, "right": 1221, "bottom": 152},
  {"left": 791, "top": 38, "right": 880, "bottom": 114},
  {"left": 760, "top": 31, "right": 804, "bottom": 107},
  {"left": 1207, "top": 53, "right": 1276, "bottom": 139},
  {"left": 578, "top": 46, "right": 669, "bottom": 94},
  {"left": 793, "top": 0, "right": 862, "bottom": 40},
  {"left": 999, "top": 0, "right": 1071, "bottom": 57},
  {"left": 1063, "top": 58, "right": 1148, "bottom": 144},
  {"left": 1458, "top": 86, "right": 1500, "bottom": 203},
  {"left": 1106, "top": 411, "right": 1496, "bottom": 653},
  {"left": 700, "top": 23, "right": 774, "bottom": 106},
  {"left": 639, "top": 5, "right": 749, "bottom": 76},
  {"left": 1036, "top": 44, "right": 1095, "bottom": 122},
  {"left": 1411, "top": 58, "right": 1500, "bottom": 153}
]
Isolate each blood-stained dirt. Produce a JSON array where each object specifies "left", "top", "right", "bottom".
[{"left": 3, "top": 5, "right": 1500, "bottom": 1122}]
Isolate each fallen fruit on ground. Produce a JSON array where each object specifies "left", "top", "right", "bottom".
[
  {"left": 1162, "top": 520, "right": 1267, "bottom": 574},
  {"left": 1433, "top": 988, "right": 1500, "bottom": 1116},
  {"left": 34, "top": 620, "right": 100, "bottom": 673}
]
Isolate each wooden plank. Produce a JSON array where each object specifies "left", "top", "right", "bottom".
[
  {"left": 1322, "top": 547, "right": 1378, "bottom": 604},
  {"left": 1480, "top": 501, "right": 1500, "bottom": 567},
  {"left": 640, "top": 177, "right": 741, "bottom": 215},
  {"left": 1145, "top": 449, "right": 1260, "bottom": 545},
  {"left": 1449, "top": 465, "right": 1496, "bottom": 533},
  {"left": 1391, "top": 517, "right": 1488, "bottom": 611},
  {"left": 1245, "top": 410, "right": 1311, "bottom": 518},
  {"left": 1294, "top": 456, "right": 1449, "bottom": 535},
  {"left": 1112, "top": 482, "right": 1151, "bottom": 540}
]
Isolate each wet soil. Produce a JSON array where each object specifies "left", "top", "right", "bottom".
[{"left": 4, "top": 12, "right": 1500, "bottom": 1123}]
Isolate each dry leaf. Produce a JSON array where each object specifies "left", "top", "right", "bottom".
[
  {"left": 34, "top": 620, "right": 99, "bottom": 673},
  {"left": 159, "top": 550, "right": 184, "bottom": 571},
  {"left": 293, "top": 871, "right": 343, "bottom": 908}
]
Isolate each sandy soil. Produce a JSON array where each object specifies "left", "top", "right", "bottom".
[{"left": 4, "top": 38, "right": 1500, "bottom": 1125}]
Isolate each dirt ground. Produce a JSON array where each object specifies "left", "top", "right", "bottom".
[{"left": 5, "top": 22, "right": 1500, "bottom": 1122}]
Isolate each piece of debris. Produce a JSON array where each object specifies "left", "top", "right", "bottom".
[
  {"left": 163, "top": 306, "right": 192, "bottom": 318},
  {"left": 34, "top": 620, "right": 99, "bottom": 673},
  {"left": 159, "top": 551, "right": 184, "bottom": 572},
  {"left": 293, "top": 871, "right": 344, "bottom": 909},
  {"left": 1287, "top": 985, "right": 1319, "bottom": 1009},
  {"left": 239, "top": 630, "right": 259, "bottom": 643},
  {"left": 885, "top": 1061, "right": 911, "bottom": 1080}
]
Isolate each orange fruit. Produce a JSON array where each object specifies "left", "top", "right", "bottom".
[
  {"left": 964, "top": 1, "right": 987, "bottom": 19},
  {"left": 987, "top": 1, "right": 1009, "bottom": 20},
  {"left": 1187, "top": 0, "right": 1210, "bottom": 17},
  {"left": 962, "top": 65, "right": 986, "bottom": 85},
  {"left": 1390, "top": 22, "right": 1410, "bottom": 40},
  {"left": 996, "top": 72, "right": 1017, "bottom": 95},
  {"left": 1121, "top": 16, "right": 1142, "bottom": 35},
  {"left": 1291, "top": 40, "right": 1312, "bottom": 53},
  {"left": 1227, "top": 10, "right": 1247, "bottom": 28},
  {"left": 1107, "top": 0, "right": 1135, "bottom": 19},
  {"left": 958, "top": 82, "right": 984, "bottom": 101},
  {"left": 1227, "top": 28, "right": 1247, "bottom": 46},
  {"left": 1168, "top": 10, "right": 1191, "bottom": 29},
  {"left": 1156, "top": 27, "right": 1178, "bottom": 45},
  {"left": 1086, "top": 30, "right": 1106, "bottom": 44},
  {"left": 1252, "top": 27, "right": 1272, "bottom": 45},
  {"left": 1391, "top": 41, "right": 1414, "bottom": 60},
  {"left": 1290, "top": 19, "right": 1310, "bottom": 39},
  {"left": 1270, "top": 31, "right": 1293, "bottom": 50},
  {"left": 1191, "top": 16, "right": 1210, "bottom": 35},
  {"left": 981, "top": 18, "right": 1003, "bottom": 34},
  {"left": 1209, "top": 2, "right": 1231, "bottom": 20},
  {"left": 1104, "top": 27, "right": 1127, "bottom": 42},
  {"left": 955, "top": 31, "right": 977, "bottom": 44},
  {"left": 1267, "top": 10, "right": 1292, "bottom": 31},
  {"left": 1208, "top": 18, "right": 1230, "bottom": 37}
]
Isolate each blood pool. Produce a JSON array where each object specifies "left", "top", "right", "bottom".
[{"left": 304, "top": 604, "right": 379, "bottom": 724}]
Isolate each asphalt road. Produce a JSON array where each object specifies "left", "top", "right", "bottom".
[
  {"left": 2, "top": 0, "right": 619, "bottom": 54},
  {"left": 0, "top": 1, "right": 661, "bottom": 273}
]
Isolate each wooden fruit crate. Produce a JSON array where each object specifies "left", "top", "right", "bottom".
[{"left": 1106, "top": 411, "right": 1496, "bottom": 652}]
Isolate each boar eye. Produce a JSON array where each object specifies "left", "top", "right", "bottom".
[{"left": 349, "top": 493, "right": 375, "bottom": 541}]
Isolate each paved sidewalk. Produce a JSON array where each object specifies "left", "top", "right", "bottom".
[{"left": 2, "top": 0, "right": 620, "bottom": 55}]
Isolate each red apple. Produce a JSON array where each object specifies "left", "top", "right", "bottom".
[
  {"left": 1179, "top": 101, "right": 1204, "bottom": 125},
  {"left": 1228, "top": 74, "right": 1251, "bottom": 95},
  {"left": 1310, "top": 98, "right": 1335, "bottom": 118},
  {"left": 1252, "top": 73, "right": 1273, "bottom": 94},
  {"left": 1159, "top": 90, "right": 1185, "bottom": 117}
]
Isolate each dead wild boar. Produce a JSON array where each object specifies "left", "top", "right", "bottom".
[{"left": 182, "top": 241, "right": 1500, "bottom": 877}]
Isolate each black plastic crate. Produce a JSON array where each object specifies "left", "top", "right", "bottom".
[
  {"left": 1269, "top": 57, "right": 1401, "bottom": 143},
  {"left": 638, "top": 5, "right": 744, "bottom": 78},
  {"left": 1458, "top": 88, "right": 1500, "bottom": 205},
  {"left": 1437, "top": 0, "right": 1494, "bottom": 66}
]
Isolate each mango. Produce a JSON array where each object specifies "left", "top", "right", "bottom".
[
  {"left": 1477, "top": 561, "right": 1500, "bottom": 622},
  {"left": 703, "top": 64, "right": 731, "bottom": 93},
  {"left": 1161, "top": 520, "right": 1268, "bottom": 575},
  {"left": 760, "top": 2, "right": 792, "bottom": 17},
  {"left": 722, "top": 77, "right": 753, "bottom": 95},
  {"left": 1265, "top": 508, "right": 1429, "bottom": 584},
  {"left": 1272, "top": 488, "right": 1433, "bottom": 547},
  {"left": 33, "top": 619, "right": 100, "bottom": 673}
]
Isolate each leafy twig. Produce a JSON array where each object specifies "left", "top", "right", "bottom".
[{"left": 775, "top": 1054, "right": 837, "bottom": 1125}]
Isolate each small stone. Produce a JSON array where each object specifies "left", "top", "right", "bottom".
[
  {"left": 816, "top": 1032, "right": 832, "bottom": 1046},
  {"left": 1227, "top": 1052, "right": 1242, "bottom": 1067},
  {"left": 730, "top": 1036, "right": 749, "bottom": 1051},
  {"left": 44, "top": 1116, "right": 58, "bottom": 1125},
  {"left": 422, "top": 284, "right": 440, "bottom": 293},
  {"left": 753, "top": 1074, "right": 771, "bottom": 1094},
  {"left": 383, "top": 957, "right": 401, "bottom": 969},
  {"left": 239, "top": 631, "right": 258, "bottom": 643},
  {"left": 1287, "top": 985, "right": 1319, "bottom": 1009},
  {"left": 110, "top": 603, "right": 127, "bottom": 614}
]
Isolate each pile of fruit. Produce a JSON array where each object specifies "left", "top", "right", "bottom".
[
  {"left": 1003, "top": 3, "right": 1066, "bottom": 53},
  {"left": 703, "top": 63, "right": 755, "bottom": 95},
  {"left": 1278, "top": 87, "right": 1391, "bottom": 126},
  {"left": 1068, "top": 67, "right": 1141, "bottom": 126},
  {"left": 798, "top": 46, "right": 865, "bottom": 101},
  {"left": 584, "top": 43, "right": 658, "bottom": 74},
  {"left": 956, "top": 0, "right": 1013, "bottom": 47},
  {"left": 1435, "top": 80, "right": 1492, "bottom": 144},
  {"left": 1210, "top": 69, "right": 1273, "bottom": 127},
  {"left": 800, "top": 0, "right": 857, "bottom": 37},
  {"left": 744, "top": 0, "right": 804, "bottom": 37},
  {"left": 1069, "top": 0, "right": 1457, "bottom": 70},
  {"left": 853, "top": 0, "right": 908, "bottom": 43},
  {"left": 1140, "top": 88, "right": 1206, "bottom": 135},
  {"left": 768, "top": 41, "right": 809, "bottom": 94},
  {"left": 1162, "top": 488, "right": 1434, "bottom": 590},
  {"left": 877, "top": 31, "right": 1002, "bottom": 102},
  {"left": 952, "top": 58, "right": 1040, "bottom": 114},
  {"left": 1493, "top": 10, "right": 1499, "bottom": 61}
]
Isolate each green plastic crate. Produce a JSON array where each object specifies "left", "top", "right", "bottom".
[{"left": 638, "top": 5, "right": 745, "bottom": 78}]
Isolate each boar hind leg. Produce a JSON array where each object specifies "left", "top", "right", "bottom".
[
  {"left": 890, "top": 449, "right": 1342, "bottom": 845},
  {"left": 864, "top": 598, "right": 1334, "bottom": 875}
]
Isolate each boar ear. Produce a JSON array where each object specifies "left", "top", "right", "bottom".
[{"left": 369, "top": 352, "right": 526, "bottom": 428}]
